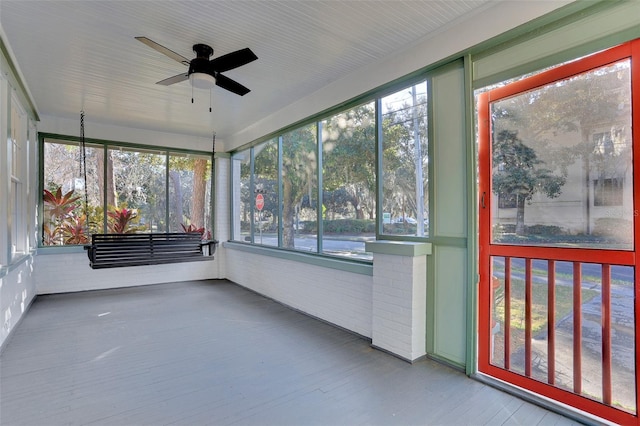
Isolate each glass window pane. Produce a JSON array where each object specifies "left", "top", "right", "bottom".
[
  {"left": 232, "top": 149, "right": 251, "bottom": 242},
  {"left": 109, "top": 147, "right": 166, "bottom": 233},
  {"left": 381, "top": 81, "right": 429, "bottom": 237},
  {"left": 282, "top": 124, "right": 317, "bottom": 252},
  {"left": 321, "top": 102, "right": 376, "bottom": 259},
  {"left": 43, "top": 140, "right": 101, "bottom": 245},
  {"left": 168, "top": 153, "right": 212, "bottom": 238},
  {"left": 491, "top": 60, "right": 632, "bottom": 250},
  {"left": 253, "top": 139, "right": 279, "bottom": 247}
]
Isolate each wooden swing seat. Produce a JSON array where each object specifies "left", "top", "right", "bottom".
[{"left": 84, "top": 233, "right": 217, "bottom": 269}]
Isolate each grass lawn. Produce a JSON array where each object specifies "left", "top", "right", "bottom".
[{"left": 494, "top": 278, "right": 598, "bottom": 335}]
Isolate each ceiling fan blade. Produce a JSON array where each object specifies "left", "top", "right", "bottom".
[
  {"left": 209, "top": 48, "right": 257, "bottom": 73},
  {"left": 136, "top": 36, "right": 190, "bottom": 65},
  {"left": 215, "top": 73, "right": 251, "bottom": 96},
  {"left": 156, "top": 72, "right": 189, "bottom": 86}
]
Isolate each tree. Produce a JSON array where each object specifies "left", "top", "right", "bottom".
[
  {"left": 380, "top": 91, "right": 428, "bottom": 227},
  {"left": 492, "top": 130, "right": 565, "bottom": 236},
  {"left": 191, "top": 158, "right": 208, "bottom": 229},
  {"left": 253, "top": 140, "right": 279, "bottom": 231},
  {"left": 282, "top": 126, "right": 317, "bottom": 248},
  {"left": 492, "top": 61, "right": 631, "bottom": 234},
  {"left": 322, "top": 104, "right": 376, "bottom": 219}
]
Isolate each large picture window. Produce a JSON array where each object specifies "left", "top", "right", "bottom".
[
  {"left": 230, "top": 83, "right": 430, "bottom": 260},
  {"left": 322, "top": 103, "right": 375, "bottom": 257},
  {"left": 381, "top": 81, "right": 429, "bottom": 237},
  {"left": 232, "top": 108, "right": 380, "bottom": 260},
  {"left": 41, "top": 136, "right": 213, "bottom": 246}
]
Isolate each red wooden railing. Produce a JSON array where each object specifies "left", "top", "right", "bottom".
[{"left": 485, "top": 252, "right": 636, "bottom": 424}]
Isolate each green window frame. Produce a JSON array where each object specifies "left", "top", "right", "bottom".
[
  {"left": 230, "top": 78, "right": 432, "bottom": 262},
  {"left": 40, "top": 134, "right": 214, "bottom": 247}
]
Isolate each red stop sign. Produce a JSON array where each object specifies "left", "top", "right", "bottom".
[{"left": 256, "top": 193, "right": 265, "bottom": 211}]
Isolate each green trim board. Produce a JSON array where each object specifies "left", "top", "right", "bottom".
[
  {"left": 39, "top": 133, "right": 214, "bottom": 157},
  {"left": 472, "top": 0, "right": 640, "bottom": 88},
  {"left": 37, "top": 245, "right": 85, "bottom": 255},
  {"left": 224, "top": 241, "right": 373, "bottom": 276},
  {"left": 427, "top": 59, "right": 469, "bottom": 369},
  {"left": 463, "top": 53, "right": 478, "bottom": 377}
]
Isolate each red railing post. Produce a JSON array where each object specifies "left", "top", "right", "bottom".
[
  {"left": 602, "top": 264, "right": 612, "bottom": 405},
  {"left": 548, "top": 260, "right": 556, "bottom": 385},
  {"left": 573, "top": 262, "right": 582, "bottom": 394},
  {"left": 505, "top": 257, "right": 511, "bottom": 370},
  {"left": 525, "top": 258, "right": 533, "bottom": 377}
]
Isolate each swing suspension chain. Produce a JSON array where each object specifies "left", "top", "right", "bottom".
[{"left": 80, "top": 110, "right": 89, "bottom": 218}]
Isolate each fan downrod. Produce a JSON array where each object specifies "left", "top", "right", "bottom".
[{"left": 193, "top": 44, "right": 213, "bottom": 59}]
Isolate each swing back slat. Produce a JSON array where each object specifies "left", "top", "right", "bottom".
[{"left": 84, "top": 233, "right": 217, "bottom": 269}]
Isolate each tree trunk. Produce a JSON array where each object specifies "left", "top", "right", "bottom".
[
  {"left": 515, "top": 195, "right": 526, "bottom": 236},
  {"left": 96, "top": 149, "right": 116, "bottom": 207},
  {"left": 169, "top": 170, "right": 182, "bottom": 231},
  {"left": 106, "top": 151, "right": 116, "bottom": 207},
  {"left": 191, "top": 159, "right": 207, "bottom": 229},
  {"left": 282, "top": 178, "right": 295, "bottom": 248}
]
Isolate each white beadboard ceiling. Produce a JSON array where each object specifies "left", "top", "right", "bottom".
[{"left": 0, "top": 1, "right": 497, "bottom": 142}]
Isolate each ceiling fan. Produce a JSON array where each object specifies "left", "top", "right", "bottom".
[{"left": 136, "top": 36, "right": 257, "bottom": 96}]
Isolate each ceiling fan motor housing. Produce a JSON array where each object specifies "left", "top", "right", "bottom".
[
  {"left": 193, "top": 44, "right": 213, "bottom": 59},
  {"left": 188, "top": 57, "right": 212, "bottom": 75}
]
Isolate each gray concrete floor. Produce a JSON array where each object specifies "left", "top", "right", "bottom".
[{"left": 1, "top": 280, "right": 584, "bottom": 425}]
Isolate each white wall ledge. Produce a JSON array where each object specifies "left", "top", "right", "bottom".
[
  {"left": 223, "top": 241, "right": 373, "bottom": 276},
  {"left": 365, "top": 240, "right": 432, "bottom": 257}
]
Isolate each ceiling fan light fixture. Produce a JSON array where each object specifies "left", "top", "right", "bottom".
[{"left": 190, "top": 72, "right": 216, "bottom": 89}]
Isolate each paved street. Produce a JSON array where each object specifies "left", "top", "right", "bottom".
[{"left": 243, "top": 233, "right": 374, "bottom": 260}]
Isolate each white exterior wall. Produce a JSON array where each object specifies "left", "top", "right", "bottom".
[
  {"left": 225, "top": 246, "right": 373, "bottom": 338},
  {"left": 0, "top": 32, "right": 38, "bottom": 351},
  {"left": 1, "top": 257, "right": 37, "bottom": 351},
  {"left": 34, "top": 252, "right": 221, "bottom": 295},
  {"left": 213, "top": 155, "right": 231, "bottom": 279}
]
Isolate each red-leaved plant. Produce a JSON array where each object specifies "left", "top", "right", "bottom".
[
  {"left": 43, "top": 188, "right": 80, "bottom": 221},
  {"left": 107, "top": 207, "right": 138, "bottom": 234},
  {"left": 181, "top": 223, "right": 211, "bottom": 240},
  {"left": 62, "top": 215, "right": 90, "bottom": 244},
  {"left": 43, "top": 187, "right": 86, "bottom": 245}
]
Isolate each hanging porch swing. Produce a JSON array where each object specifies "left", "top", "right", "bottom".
[{"left": 81, "top": 113, "right": 218, "bottom": 269}]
